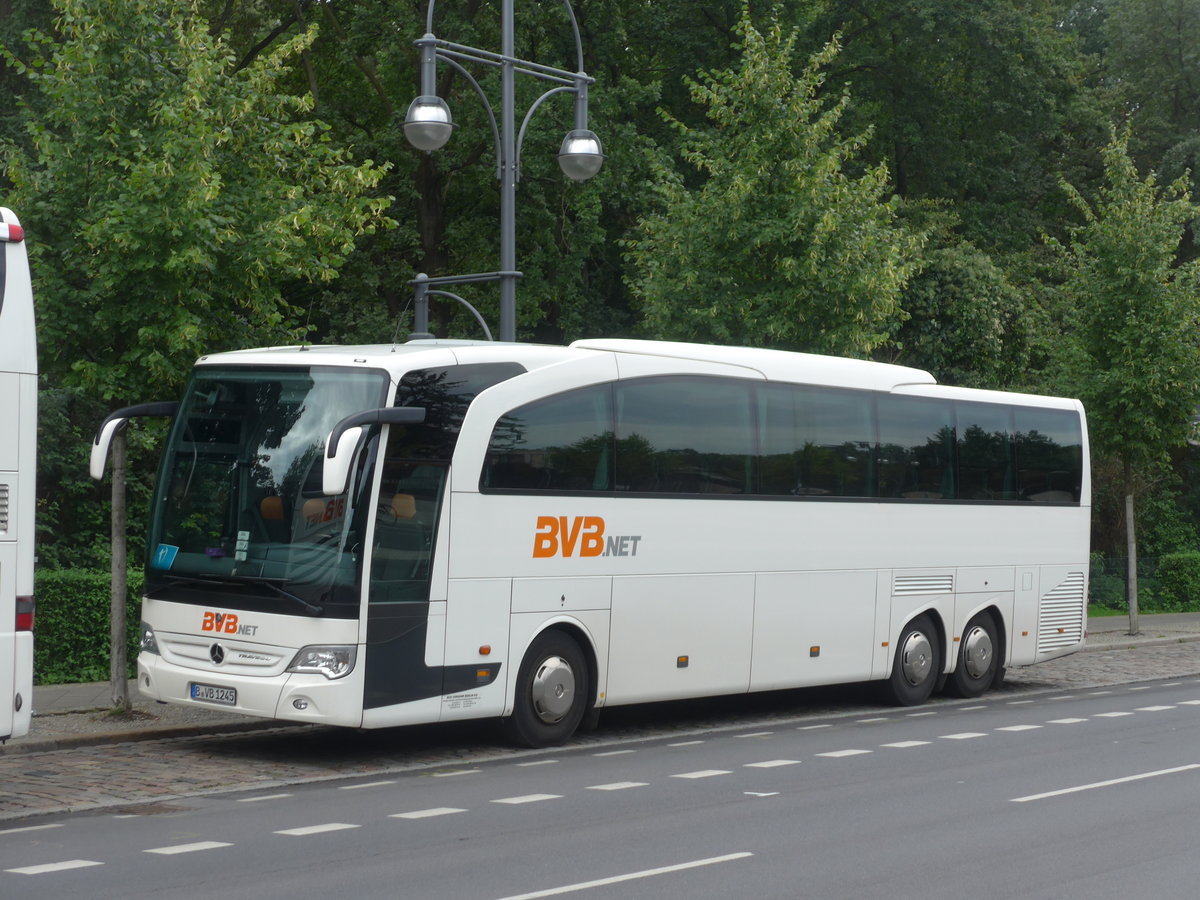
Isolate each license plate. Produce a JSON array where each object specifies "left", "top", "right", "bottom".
[{"left": 190, "top": 682, "right": 237, "bottom": 706}]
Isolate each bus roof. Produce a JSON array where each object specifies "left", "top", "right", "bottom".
[
  {"left": 571, "top": 338, "right": 936, "bottom": 392},
  {"left": 194, "top": 338, "right": 1074, "bottom": 407}
]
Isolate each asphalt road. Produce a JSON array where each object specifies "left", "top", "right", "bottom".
[{"left": 4, "top": 677, "right": 1200, "bottom": 899}]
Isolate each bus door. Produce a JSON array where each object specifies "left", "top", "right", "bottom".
[{"left": 362, "top": 435, "right": 449, "bottom": 711}]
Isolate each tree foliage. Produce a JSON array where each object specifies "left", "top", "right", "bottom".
[
  {"left": 2, "top": 0, "right": 391, "bottom": 400},
  {"left": 626, "top": 8, "right": 926, "bottom": 356},
  {"left": 1055, "top": 130, "right": 1200, "bottom": 479}
]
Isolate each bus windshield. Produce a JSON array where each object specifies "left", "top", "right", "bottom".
[{"left": 145, "top": 366, "right": 389, "bottom": 616}]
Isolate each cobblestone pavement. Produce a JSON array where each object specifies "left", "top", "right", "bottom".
[{"left": 2, "top": 636, "right": 1199, "bottom": 823}]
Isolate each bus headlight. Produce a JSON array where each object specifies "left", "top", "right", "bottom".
[
  {"left": 286, "top": 645, "right": 357, "bottom": 680},
  {"left": 140, "top": 622, "right": 160, "bottom": 655}
]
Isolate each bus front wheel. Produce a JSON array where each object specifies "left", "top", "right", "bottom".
[
  {"left": 947, "top": 612, "right": 999, "bottom": 698},
  {"left": 886, "top": 615, "right": 941, "bottom": 706},
  {"left": 504, "top": 631, "right": 589, "bottom": 748}
]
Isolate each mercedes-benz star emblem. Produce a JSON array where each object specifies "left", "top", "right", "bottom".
[{"left": 210, "top": 643, "right": 225, "bottom": 665}]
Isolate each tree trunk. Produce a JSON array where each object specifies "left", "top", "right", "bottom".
[
  {"left": 110, "top": 429, "right": 130, "bottom": 711},
  {"left": 1126, "top": 489, "right": 1139, "bottom": 636}
]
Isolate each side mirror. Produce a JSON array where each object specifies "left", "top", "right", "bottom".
[
  {"left": 322, "top": 407, "right": 426, "bottom": 496},
  {"left": 90, "top": 402, "right": 179, "bottom": 480}
]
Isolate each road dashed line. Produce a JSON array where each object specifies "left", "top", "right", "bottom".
[{"left": 12, "top": 685, "right": 1199, "bottom": 877}]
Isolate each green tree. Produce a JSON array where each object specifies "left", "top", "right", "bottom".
[
  {"left": 1054, "top": 130, "right": 1200, "bottom": 629},
  {"left": 3, "top": 0, "right": 391, "bottom": 401},
  {"left": 882, "top": 242, "right": 1030, "bottom": 388},
  {"left": 626, "top": 7, "right": 925, "bottom": 356}
]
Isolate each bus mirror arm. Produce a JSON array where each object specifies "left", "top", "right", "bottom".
[
  {"left": 322, "top": 407, "right": 427, "bottom": 496},
  {"left": 89, "top": 402, "right": 179, "bottom": 480}
]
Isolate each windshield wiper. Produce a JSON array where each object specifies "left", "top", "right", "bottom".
[
  {"left": 145, "top": 573, "right": 324, "bottom": 616},
  {"left": 238, "top": 576, "right": 325, "bottom": 617}
]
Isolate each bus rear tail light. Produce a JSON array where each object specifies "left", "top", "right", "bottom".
[
  {"left": 15, "top": 596, "right": 34, "bottom": 632},
  {"left": 0, "top": 223, "right": 24, "bottom": 242}
]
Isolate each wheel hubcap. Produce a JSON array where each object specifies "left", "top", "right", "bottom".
[
  {"left": 901, "top": 630, "right": 933, "bottom": 687},
  {"left": 530, "top": 655, "right": 576, "bottom": 724},
  {"left": 962, "top": 624, "right": 993, "bottom": 679}
]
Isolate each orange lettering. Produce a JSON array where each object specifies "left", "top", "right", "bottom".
[
  {"left": 559, "top": 516, "right": 584, "bottom": 556},
  {"left": 533, "top": 516, "right": 558, "bottom": 557},
  {"left": 580, "top": 517, "right": 605, "bottom": 556}
]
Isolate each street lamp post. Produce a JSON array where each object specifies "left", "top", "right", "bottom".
[{"left": 404, "top": 0, "right": 604, "bottom": 343}]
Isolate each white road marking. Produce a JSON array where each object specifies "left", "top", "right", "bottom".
[
  {"left": 491, "top": 852, "right": 754, "bottom": 900},
  {"left": 1136, "top": 706, "right": 1175, "bottom": 712},
  {"left": 1094, "top": 711, "right": 1132, "bottom": 717},
  {"left": 1012, "top": 764, "right": 1200, "bottom": 803},
  {"left": 593, "top": 749, "right": 636, "bottom": 757},
  {"left": 493, "top": 794, "right": 562, "bottom": 805},
  {"left": 587, "top": 782, "right": 648, "bottom": 791},
  {"left": 881, "top": 740, "right": 930, "bottom": 748},
  {"left": 1047, "top": 718, "right": 1087, "bottom": 724},
  {"left": 906, "top": 711, "right": 938, "bottom": 717},
  {"left": 1179, "top": 700, "right": 1200, "bottom": 706},
  {"left": 238, "top": 793, "right": 291, "bottom": 803},
  {"left": 434, "top": 768, "right": 480, "bottom": 777},
  {"left": 816, "top": 749, "right": 872, "bottom": 758},
  {"left": 745, "top": 792, "right": 780, "bottom": 797},
  {"left": 518, "top": 760, "right": 559, "bottom": 767},
  {"left": 391, "top": 807, "right": 467, "bottom": 819},
  {"left": 1049, "top": 695, "right": 1075, "bottom": 701},
  {"left": 857, "top": 717, "right": 890, "bottom": 724},
  {"left": 669, "top": 740, "right": 705, "bottom": 747},
  {"left": 744, "top": 759, "right": 801, "bottom": 768},
  {"left": 671, "top": 770, "right": 731, "bottom": 779},
  {"left": 7, "top": 859, "right": 103, "bottom": 875},
  {"left": 145, "top": 841, "right": 232, "bottom": 855},
  {"left": 1007, "top": 700, "right": 1034, "bottom": 705},
  {"left": 798, "top": 724, "right": 832, "bottom": 730},
  {"left": 1088, "top": 691, "right": 1114, "bottom": 696},
  {"left": 275, "top": 823, "right": 361, "bottom": 836},
  {"left": 736, "top": 731, "right": 775, "bottom": 738},
  {"left": 393, "top": 806, "right": 468, "bottom": 820},
  {"left": 959, "top": 705, "right": 987, "bottom": 711},
  {"left": 1128, "top": 685, "right": 1152, "bottom": 691},
  {"left": 0, "top": 823, "right": 62, "bottom": 836},
  {"left": 940, "top": 732, "right": 986, "bottom": 740},
  {"left": 340, "top": 780, "right": 396, "bottom": 790},
  {"left": 995, "top": 725, "right": 1041, "bottom": 732}
]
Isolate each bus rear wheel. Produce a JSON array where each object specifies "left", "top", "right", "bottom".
[
  {"left": 504, "top": 631, "right": 589, "bottom": 748},
  {"left": 947, "top": 612, "right": 999, "bottom": 698},
  {"left": 886, "top": 614, "right": 941, "bottom": 706}
]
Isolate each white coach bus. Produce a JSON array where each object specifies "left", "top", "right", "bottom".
[
  {"left": 1, "top": 208, "right": 36, "bottom": 743},
  {"left": 91, "top": 339, "right": 1089, "bottom": 747}
]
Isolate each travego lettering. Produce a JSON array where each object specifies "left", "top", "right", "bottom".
[{"left": 532, "top": 516, "right": 642, "bottom": 558}]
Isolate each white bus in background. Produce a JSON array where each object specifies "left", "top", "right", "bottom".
[
  {"left": 1, "top": 208, "right": 36, "bottom": 743},
  {"left": 91, "top": 338, "right": 1090, "bottom": 747}
]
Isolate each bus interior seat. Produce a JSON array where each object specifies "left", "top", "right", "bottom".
[
  {"left": 373, "top": 494, "right": 426, "bottom": 580},
  {"left": 259, "top": 495, "right": 287, "bottom": 541}
]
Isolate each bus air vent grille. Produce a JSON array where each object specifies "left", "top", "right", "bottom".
[
  {"left": 893, "top": 574, "right": 953, "bottom": 596},
  {"left": 0, "top": 483, "right": 9, "bottom": 534},
  {"left": 1037, "top": 572, "right": 1086, "bottom": 652}
]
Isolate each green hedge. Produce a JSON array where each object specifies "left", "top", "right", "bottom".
[
  {"left": 33, "top": 569, "right": 143, "bottom": 685},
  {"left": 1156, "top": 552, "right": 1200, "bottom": 612}
]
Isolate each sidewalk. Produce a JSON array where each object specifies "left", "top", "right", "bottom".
[{"left": 7, "top": 612, "right": 1200, "bottom": 755}]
